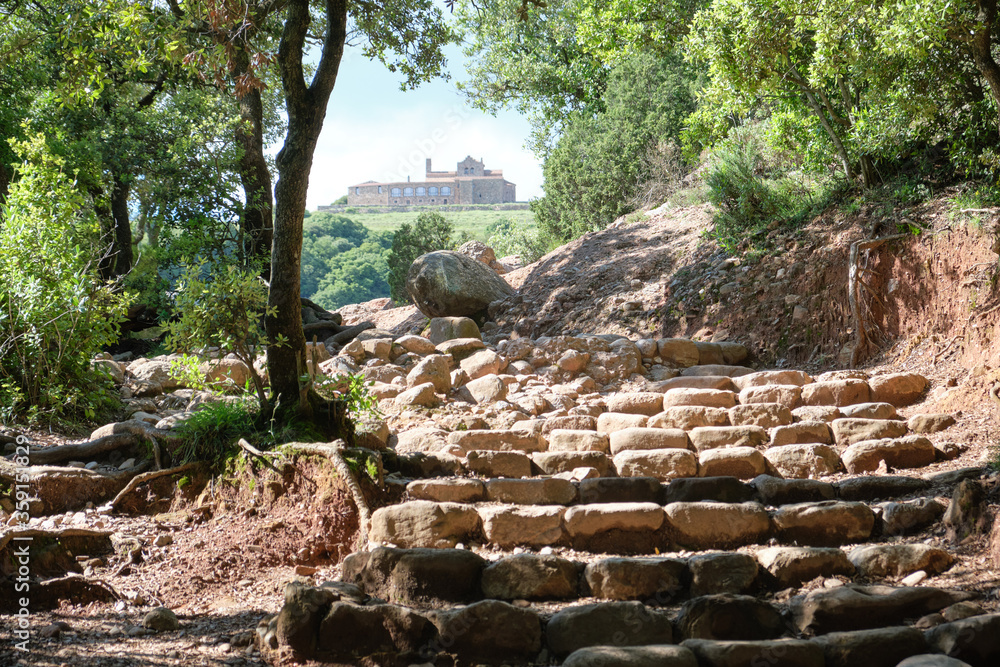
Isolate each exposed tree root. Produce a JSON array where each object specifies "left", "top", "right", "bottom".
[
  {"left": 0, "top": 460, "right": 152, "bottom": 514},
  {"left": 281, "top": 441, "right": 375, "bottom": 549},
  {"left": 0, "top": 574, "right": 120, "bottom": 613},
  {"left": 108, "top": 462, "right": 203, "bottom": 514},
  {"left": 237, "top": 438, "right": 284, "bottom": 475},
  {"left": 849, "top": 234, "right": 905, "bottom": 366}
]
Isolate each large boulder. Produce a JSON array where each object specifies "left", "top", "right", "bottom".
[{"left": 406, "top": 250, "right": 516, "bottom": 318}]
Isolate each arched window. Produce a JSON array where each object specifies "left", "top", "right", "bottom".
[
  {"left": 355, "top": 187, "right": 360, "bottom": 195},
  {"left": 441, "top": 186, "right": 451, "bottom": 195},
  {"left": 416, "top": 186, "right": 426, "bottom": 196},
  {"left": 404, "top": 187, "right": 414, "bottom": 196},
  {"left": 378, "top": 186, "right": 382, "bottom": 194},
  {"left": 463, "top": 168, "right": 468, "bottom": 174},
  {"left": 391, "top": 187, "right": 401, "bottom": 196},
  {"left": 429, "top": 187, "right": 438, "bottom": 195}
]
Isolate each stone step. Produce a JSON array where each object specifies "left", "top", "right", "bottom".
[
  {"left": 368, "top": 489, "right": 952, "bottom": 552},
  {"left": 398, "top": 433, "right": 953, "bottom": 482},
  {"left": 395, "top": 410, "right": 960, "bottom": 481},
  {"left": 404, "top": 472, "right": 966, "bottom": 514},
  {"left": 258, "top": 578, "right": 995, "bottom": 666},
  {"left": 339, "top": 542, "right": 958, "bottom": 607}
]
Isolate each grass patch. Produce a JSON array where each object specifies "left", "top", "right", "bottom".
[
  {"left": 172, "top": 398, "right": 262, "bottom": 466},
  {"left": 948, "top": 182, "right": 1000, "bottom": 229}
]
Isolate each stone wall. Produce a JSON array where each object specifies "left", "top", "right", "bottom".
[
  {"left": 346, "top": 176, "right": 515, "bottom": 207},
  {"left": 350, "top": 183, "right": 388, "bottom": 206},
  {"left": 345, "top": 156, "right": 516, "bottom": 207}
]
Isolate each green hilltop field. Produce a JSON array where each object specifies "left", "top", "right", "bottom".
[{"left": 320, "top": 206, "right": 536, "bottom": 242}]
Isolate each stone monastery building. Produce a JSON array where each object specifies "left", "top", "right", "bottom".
[{"left": 347, "top": 156, "right": 516, "bottom": 206}]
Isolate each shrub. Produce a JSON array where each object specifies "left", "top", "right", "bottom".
[
  {"left": 172, "top": 397, "right": 260, "bottom": 465},
  {"left": 705, "top": 139, "right": 782, "bottom": 239},
  {"left": 631, "top": 141, "right": 689, "bottom": 210},
  {"left": 315, "top": 372, "right": 381, "bottom": 422},
  {"left": 704, "top": 122, "right": 847, "bottom": 252},
  {"left": 532, "top": 52, "right": 699, "bottom": 242},
  {"left": 163, "top": 259, "right": 271, "bottom": 407},
  {"left": 386, "top": 211, "right": 455, "bottom": 303},
  {"left": 0, "top": 134, "right": 129, "bottom": 424},
  {"left": 485, "top": 217, "right": 548, "bottom": 264}
]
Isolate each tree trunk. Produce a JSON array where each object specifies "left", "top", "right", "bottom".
[
  {"left": 265, "top": 0, "right": 347, "bottom": 417},
  {"left": 98, "top": 174, "right": 133, "bottom": 280},
  {"left": 801, "top": 86, "right": 856, "bottom": 182},
  {"left": 109, "top": 173, "right": 133, "bottom": 277},
  {"left": 859, "top": 154, "right": 877, "bottom": 189},
  {"left": 973, "top": 0, "right": 1000, "bottom": 132},
  {"left": 0, "top": 162, "right": 10, "bottom": 219},
  {"left": 234, "top": 45, "right": 274, "bottom": 271}
]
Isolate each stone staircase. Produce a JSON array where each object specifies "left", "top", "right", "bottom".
[{"left": 257, "top": 329, "right": 998, "bottom": 667}]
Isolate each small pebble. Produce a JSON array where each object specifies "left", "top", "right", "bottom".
[{"left": 901, "top": 570, "right": 928, "bottom": 586}]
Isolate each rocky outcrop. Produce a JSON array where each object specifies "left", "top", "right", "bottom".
[{"left": 406, "top": 250, "right": 516, "bottom": 318}]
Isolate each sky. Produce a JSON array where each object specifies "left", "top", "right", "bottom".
[{"left": 301, "top": 41, "right": 544, "bottom": 211}]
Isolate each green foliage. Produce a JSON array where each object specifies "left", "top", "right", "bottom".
[
  {"left": 456, "top": 0, "right": 611, "bottom": 153},
  {"left": 337, "top": 207, "right": 535, "bottom": 240},
  {"left": 0, "top": 134, "right": 129, "bottom": 424},
  {"left": 300, "top": 212, "right": 392, "bottom": 310},
  {"left": 311, "top": 241, "right": 392, "bottom": 310},
  {"left": 386, "top": 212, "right": 456, "bottom": 303},
  {"left": 706, "top": 136, "right": 783, "bottom": 236},
  {"left": 950, "top": 184, "right": 1000, "bottom": 227},
  {"left": 163, "top": 259, "right": 271, "bottom": 406},
  {"left": 486, "top": 217, "right": 549, "bottom": 264},
  {"left": 315, "top": 373, "right": 382, "bottom": 423},
  {"left": 172, "top": 398, "right": 260, "bottom": 465},
  {"left": 532, "top": 51, "right": 699, "bottom": 241},
  {"left": 704, "top": 123, "right": 846, "bottom": 252},
  {"left": 168, "top": 354, "right": 210, "bottom": 392},
  {"left": 682, "top": 0, "right": 993, "bottom": 187}
]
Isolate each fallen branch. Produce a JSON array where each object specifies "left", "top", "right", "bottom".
[
  {"left": 0, "top": 574, "right": 120, "bottom": 612},
  {"left": 302, "top": 321, "right": 343, "bottom": 334},
  {"left": 300, "top": 297, "right": 343, "bottom": 324},
  {"left": 282, "top": 441, "right": 372, "bottom": 548},
  {"left": 933, "top": 335, "right": 963, "bottom": 362},
  {"left": 28, "top": 422, "right": 179, "bottom": 466},
  {"left": 108, "top": 462, "right": 201, "bottom": 513},
  {"left": 327, "top": 322, "right": 375, "bottom": 345}
]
